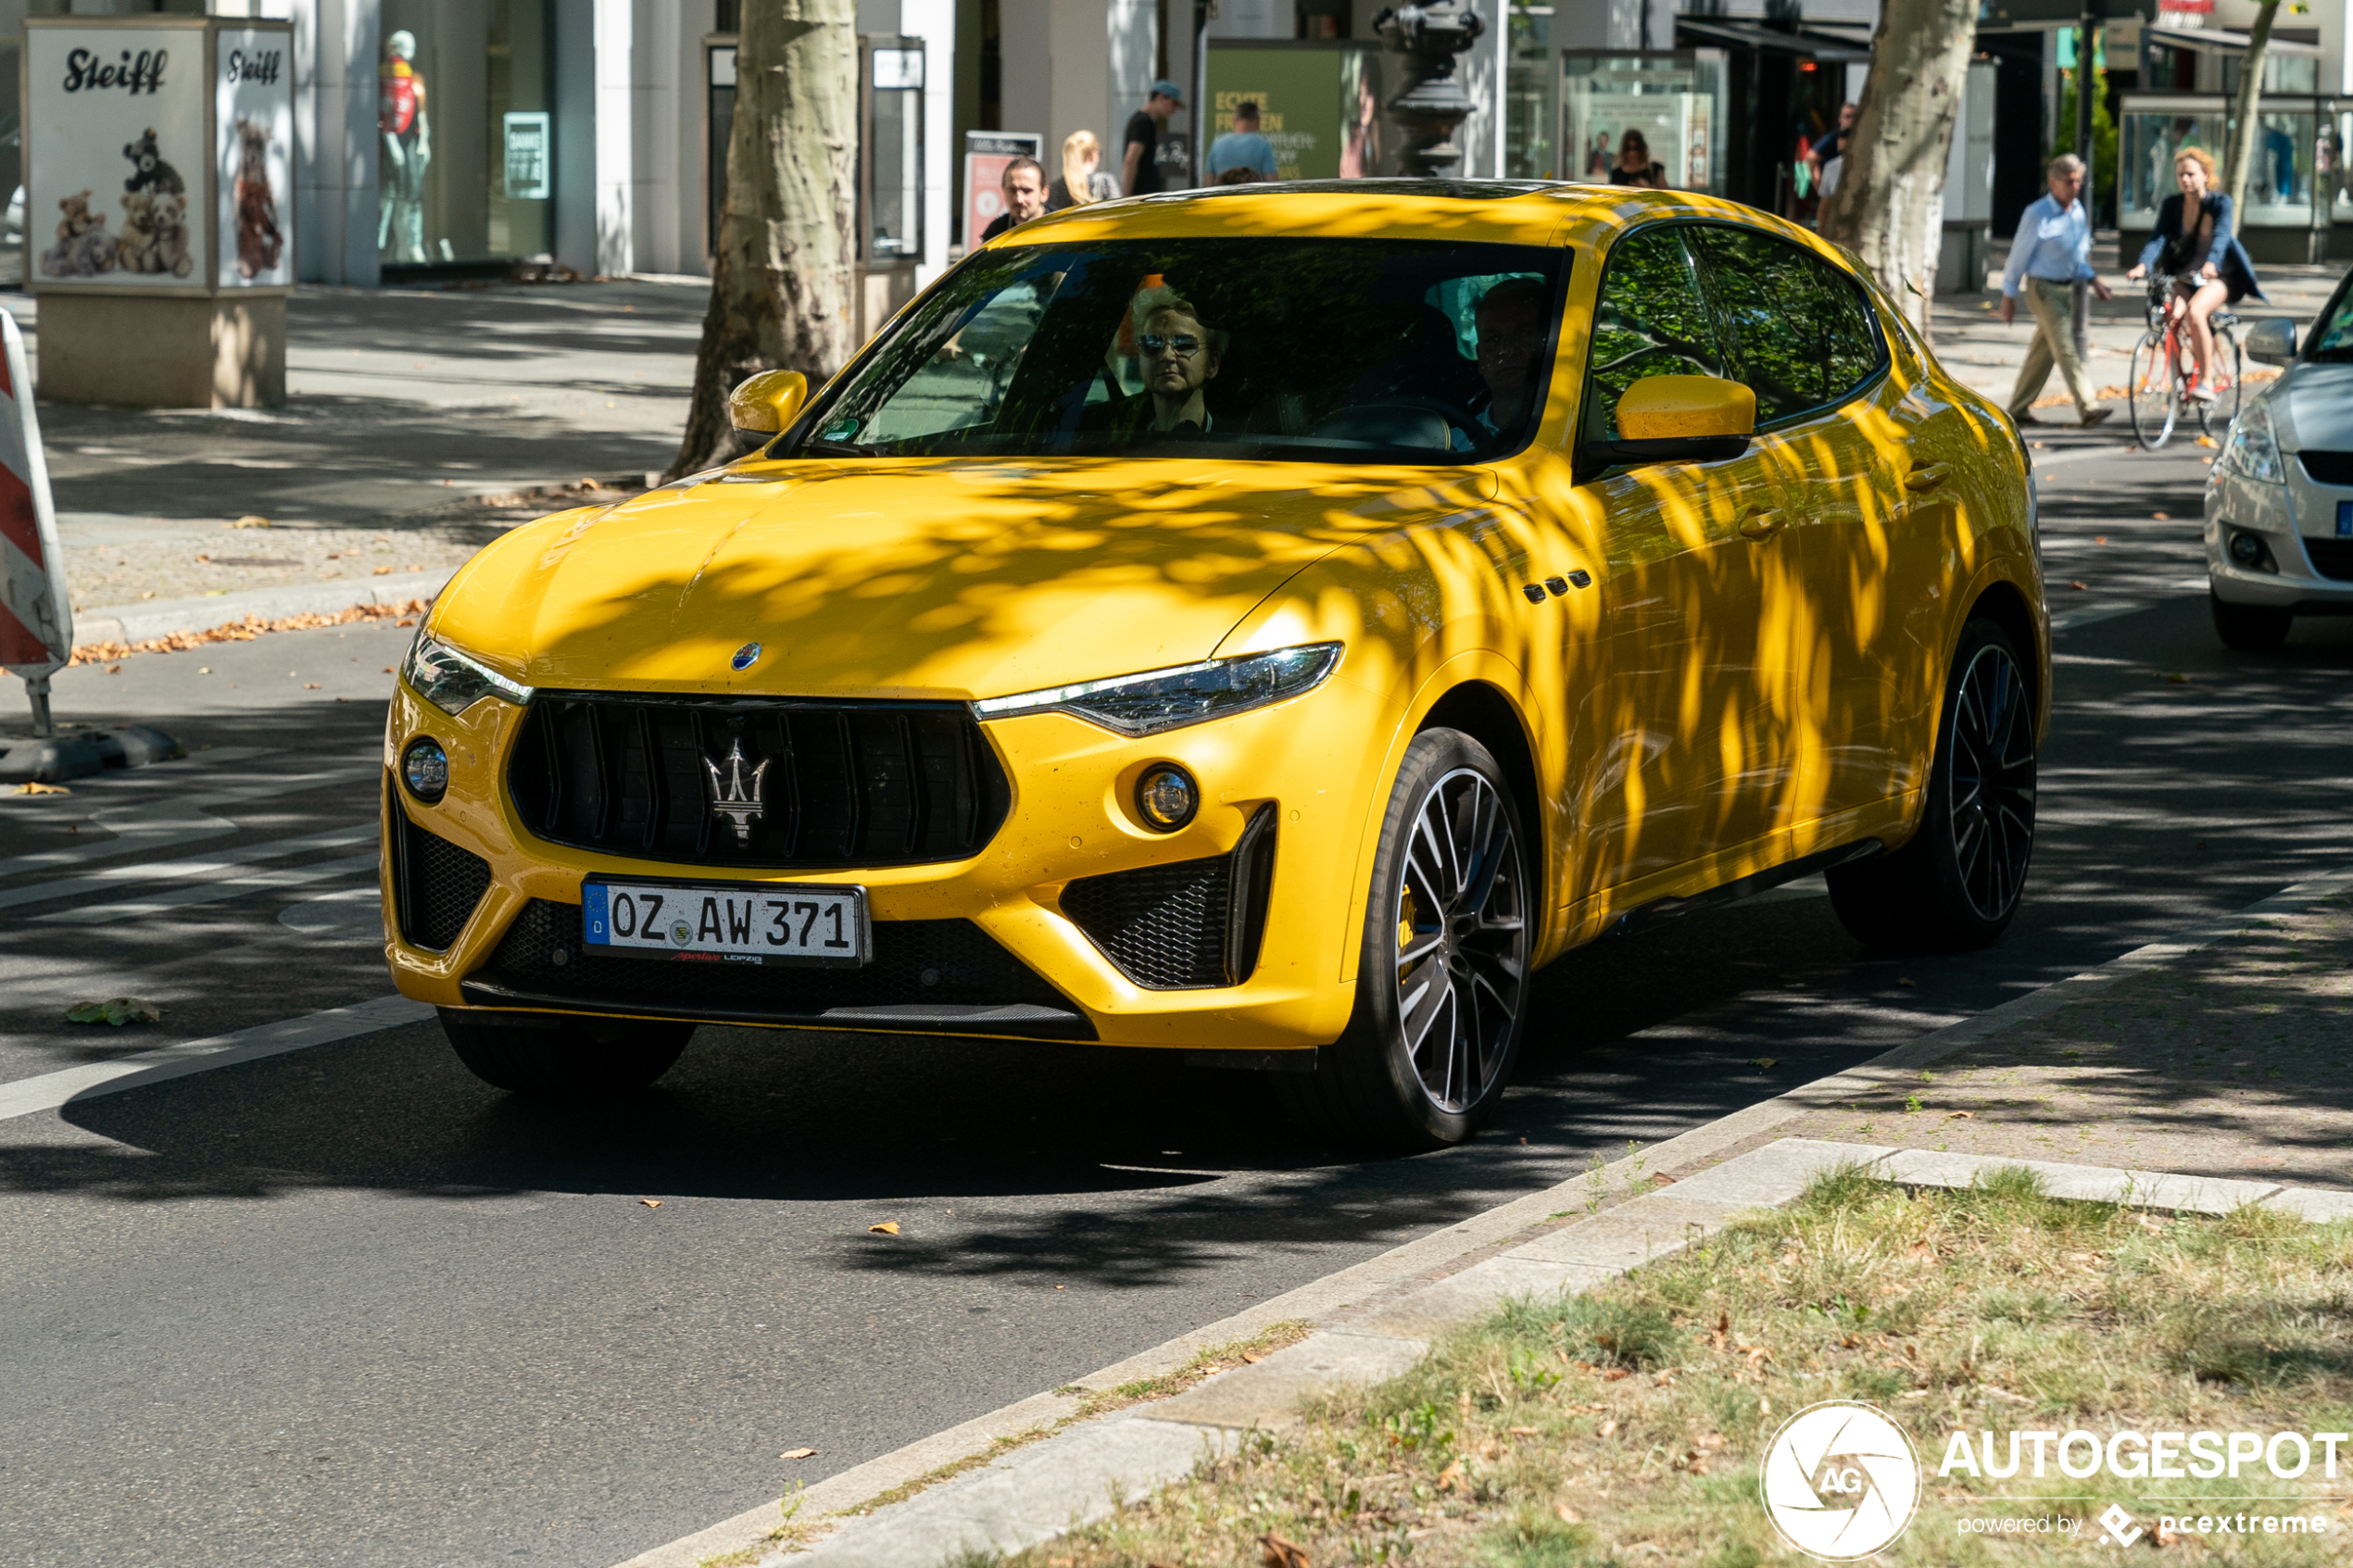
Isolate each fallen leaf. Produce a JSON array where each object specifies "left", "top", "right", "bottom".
[
  {"left": 1712, "top": 1311, "right": 1729, "bottom": 1351},
  {"left": 1555, "top": 1502, "right": 1582, "bottom": 1524},
  {"left": 2157, "top": 1518, "right": 2184, "bottom": 1546},
  {"left": 65, "top": 997, "right": 161, "bottom": 1026},
  {"left": 779, "top": 1446, "right": 817, "bottom": 1460},
  {"left": 1696, "top": 1432, "right": 1726, "bottom": 1450},
  {"left": 640, "top": 1198, "right": 661, "bottom": 1208},
  {"left": 19, "top": 781, "right": 71, "bottom": 795},
  {"left": 1603, "top": 1366, "right": 1629, "bottom": 1382},
  {"left": 303, "top": 683, "right": 321, "bottom": 690},
  {"left": 383, "top": 666, "right": 395, "bottom": 673},
  {"left": 372, "top": 566, "right": 392, "bottom": 576},
  {"left": 1508, "top": 1425, "right": 1541, "bottom": 1436},
  {"left": 2195, "top": 437, "right": 2217, "bottom": 449},
  {"left": 1240, "top": 1349, "right": 1266, "bottom": 1363},
  {"left": 2153, "top": 510, "right": 2171, "bottom": 520},
  {"left": 1259, "top": 1529, "right": 1312, "bottom": 1568},
  {"left": 1748, "top": 1057, "right": 1777, "bottom": 1070},
  {"left": 1907, "top": 1239, "right": 1936, "bottom": 1260},
  {"left": 106, "top": 662, "right": 121, "bottom": 674},
  {"left": 868, "top": 1221, "right": 900, "bottom": 1235},
  {"left": 1946, "top": 1110, "right": 1975, "bottom": 1119},
  {"left": 2164, "top": 671, "right": 2189, "bottom": 684},
  {"left": 2095, "top": 534, "right": 2108, "bottom": 543},
  {"left": 233, "top": 514, "right": 271, "bottom": 529},
  {"left": 1599, "top": 1418, "right": 1619, "bottom": 1437},
  {"left": 1435, "top": 1457, "right": 1466, "bottom": 1491},
  {"left": 2069, "top": 579, "right": 2088, "bottom": 590},
  {"left": 195, "top": 552, "right": 211, "bottom": 562},
  {"left": 1897, "top": 976, "right": 1917, "bottom": 987}
]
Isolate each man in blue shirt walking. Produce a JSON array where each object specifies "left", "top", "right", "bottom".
[
  {"left": 1207, "top": 101, "right": 1280, "bottom": 182},
  {"left": 2000, "top": 153, "right": 2115, "bottom": 426}
]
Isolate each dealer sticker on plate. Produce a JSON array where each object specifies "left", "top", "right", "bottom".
[{"left": 583, "top": 879, "right": 871, "bottom": 965}]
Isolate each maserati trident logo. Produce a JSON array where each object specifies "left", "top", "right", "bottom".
[{"left": 703, "top": 737, "right": 770, "bottom": 843}]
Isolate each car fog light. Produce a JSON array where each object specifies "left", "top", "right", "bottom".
[
  {"left": 2227, "top": 530, "right": 2278, "bottom": 573},
  {"left": 1136, "top": 766, "right": 1199, "bottom": 832},
  {"left": 402, "top": 738, "right": 449, "bottom": 804}
]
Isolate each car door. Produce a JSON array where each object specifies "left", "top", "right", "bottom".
[
  {"left": 1568, "top": 223, "right": 1805, "bottom": 898},
  {"left": 1688, "top": 224, "right": 1910, "bottom": 830}
]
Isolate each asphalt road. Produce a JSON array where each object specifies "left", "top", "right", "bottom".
[{"left": 6, "top": 425, "right": 2350, "bottom": 1568}]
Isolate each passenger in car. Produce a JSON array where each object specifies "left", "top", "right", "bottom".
[{"left": 1134, "top": 289, "right": 1226, "bottom": 435}]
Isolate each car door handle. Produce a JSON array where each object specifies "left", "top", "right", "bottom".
[
  {"left": 1737, "top": 508, "right": 1787, "bottom": 540},
  {"left": 1904, "top": 462, "right": 1953, "bottom": 494}
]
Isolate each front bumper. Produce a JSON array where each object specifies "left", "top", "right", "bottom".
[
  {"left": 379, "top": 674, "right": 1381, "bottom": 1053},
  {"left": 2206, "top": 458, "right": 2353, "bottom": 610}
]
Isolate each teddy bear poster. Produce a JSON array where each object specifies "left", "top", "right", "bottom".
[{"left": 26, "top": 23, "right": 208, "bottom": 288}]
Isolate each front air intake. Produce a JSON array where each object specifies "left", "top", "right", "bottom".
[{"left": 1061, "top": 806, "right": 1277, "bottom": 989}]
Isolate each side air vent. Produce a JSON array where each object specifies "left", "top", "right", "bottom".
[
  {"left": 1061, "top": 806, "right": 1277, "bottom": 990},
  {"left": 387, "top": 778, "right": 492, "bottom": 952}
]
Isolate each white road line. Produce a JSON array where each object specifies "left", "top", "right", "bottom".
[
  {"left": 0, "top": 995, "right": 435, "bottom": 1123},
  {"left": 0, "top": 824, "right": 378, "bottom": 912},
  {"left": 36, "top": 852, "right": 380, "bottom": 923}
]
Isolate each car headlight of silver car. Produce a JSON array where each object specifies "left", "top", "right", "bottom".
[
  {"left": 2218, "top": 399, "right": 2286, "bottom": 485},
  {"left": 973, "top": 644, "right": 1343, "bottom": 736},
  {"left": 401, "top": 631, "right": 535, "bottom": 716}
]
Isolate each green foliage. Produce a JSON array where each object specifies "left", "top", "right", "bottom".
[
  {"left": 1479, "top": 1502, "right": 1601, "bottom": 1566},
  {"left": 2050, "top": 66, "right": 2120, "bottom": 224},
  {"left": 1500, "top": 1294, "right": 1683, "bottom": 1370},
  {"left": 1380, "top": 1399, "right": 1455, "bottom": 1451}
]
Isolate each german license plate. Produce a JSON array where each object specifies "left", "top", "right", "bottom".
[{"left": 582, "top": 878, "right": 870, "bottom": 965}]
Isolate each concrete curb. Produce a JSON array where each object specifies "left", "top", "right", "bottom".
[
  {"left": 746, "top": 1138, "right": 2353, "bottom": 1568},
  {"left": 72, "top": 569, "right": 451, "bottom": 647},
  {"left": 613, "top": 865, "right": 2353, "bottom": 1568}
]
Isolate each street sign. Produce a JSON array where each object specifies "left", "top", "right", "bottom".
[{"left": 0, "top": 308, "right": 72, "bottom": 735}]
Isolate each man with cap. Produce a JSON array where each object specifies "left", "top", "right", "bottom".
[{"left": 1124, "top": 80, "right": 1184, "bottom": 199}]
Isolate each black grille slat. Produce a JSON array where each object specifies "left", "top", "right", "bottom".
[
  {"left": 461, "top": 899, "right": 1087, "bottom": 1038},
  {"left": 508, "top": 695, "right": 1010, "bottom": 871},
  {"left": 1063, "top": 858, "right": 1234, "bottom": 989},
  {"left": 2301, "top": 450, "right": 2353, "bottom": 487},
  {"left": 388, "top": 784, "right": 492, "bottom": 952},
  {"left": 2305, "top": 537, "right": 2353, "bottom": 581}
]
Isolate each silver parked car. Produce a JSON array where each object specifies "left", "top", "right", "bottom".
[{"left": 2204, "top": 270, "right": 2353, "bottom": 648}]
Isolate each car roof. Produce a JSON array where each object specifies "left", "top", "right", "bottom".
[{"left": 990, "top": 180, "right": 1810, "bottom": 253}]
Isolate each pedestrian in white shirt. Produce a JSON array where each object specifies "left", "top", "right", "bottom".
[{"left": 2000, "top": 154, "right": 2115, "bottom": 426}]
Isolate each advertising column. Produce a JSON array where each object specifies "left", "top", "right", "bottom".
[{"left": 25, "top": 17, "right": 295, "bottom": 408}]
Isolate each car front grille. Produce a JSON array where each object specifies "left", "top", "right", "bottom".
[
  {"left": 459, "top": 898, "right": 1092, "bottom": 1039},
  {"left": 2302, "top": 537, "right": 2353, "bottom": 582},
  {"left": 1061, "top": 807, "right": 1277, "bottom": 989},
  {"left": 507, "top": 695, "right": 1010, "bottom": 871},
  {"left": 387, "top": 780, "right": 492, "bottom": 951},
  {"left": 2300, "top": 451, "right": 2353, "bottom": 487}
]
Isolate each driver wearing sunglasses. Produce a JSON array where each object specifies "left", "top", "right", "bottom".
[{"left": 1134, "top": 292, "right": 1226, "bottom": 435}]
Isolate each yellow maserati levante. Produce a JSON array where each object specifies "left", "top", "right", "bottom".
[{"left": 382, "top": 181, "right": 2045, "bottom": 1148}]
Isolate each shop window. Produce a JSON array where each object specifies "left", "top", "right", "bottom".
[
  {"left": 378, "top": 0, "right": 552, "bottom": 269},
  {"left": 1561, "top": 53, "right": 1727, "bottom": 197}
]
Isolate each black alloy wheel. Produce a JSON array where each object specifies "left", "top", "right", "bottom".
[
  {"left": 1828, "top": 618, "right": 2037, "bottom": 951},
  {"left": 1277, "top": 728, "right": 1531, "bottom": 1149},
  {"left": 440, "top": 1009, "right": 693, "bottom": 1096}
]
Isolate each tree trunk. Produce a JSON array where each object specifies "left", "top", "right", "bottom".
[
  {"left": 2224, "top": 0, "right": 2282, "bottom": 217},
  {"left": 1816, "top": 0, "right": 1981, "bottom": 340},
  {"left": 667, "top": 0, "right": 859, "bottom": 480}
]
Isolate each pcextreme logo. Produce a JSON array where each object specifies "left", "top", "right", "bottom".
[{"left": 1760, "top": 1400, "right": 1922, "bottom": 1561}]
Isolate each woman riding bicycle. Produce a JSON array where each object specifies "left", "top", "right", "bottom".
[{"left": 2123, "top": 145, "right": 2264, "bottom": 404}]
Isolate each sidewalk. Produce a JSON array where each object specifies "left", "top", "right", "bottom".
[{"left": 2, "top": 277, "right": 702, "bottom": 638}]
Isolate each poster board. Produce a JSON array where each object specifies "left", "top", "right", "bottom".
[
  {"left": 963, "top": 131, "right": 1042, "bottom": 248},
  {"left": 1204, "top": 44, "right": 1384, "bottom": 182},
  {"left": 26, "top": 19, "right": 210, "bottom": 290},
  {"left": 215, "top": 27, "right": 293, "bottom": 286},
  {"left": 26, "top": 17, "right": 295, "bottom": 295}
]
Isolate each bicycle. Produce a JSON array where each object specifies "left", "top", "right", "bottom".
[{"left": 2127, "top": 273, "right": 2242, "bottom": 451}]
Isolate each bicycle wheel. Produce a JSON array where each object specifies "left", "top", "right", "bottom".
[
  {"left": 2128, "top": 332, "right": 2178, "bottom": 450},
  {"left": 2200, "top": 328, "right": 2244, "bottom": 436}
]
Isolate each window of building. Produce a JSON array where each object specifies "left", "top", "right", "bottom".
[{"left": 377, "top": 0, "right": 552, "bottom": 271}]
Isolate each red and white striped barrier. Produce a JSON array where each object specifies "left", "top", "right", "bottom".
[{"left": 0, "top": 307, "right": 70, "bottom": 736}]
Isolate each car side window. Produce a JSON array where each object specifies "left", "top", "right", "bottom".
[
  {"left": 1689, "top": 226, "right": 1886, "bottom": 426},
  {"left": 1581, "top": 226, "right": 1730, "bottom": 444}
]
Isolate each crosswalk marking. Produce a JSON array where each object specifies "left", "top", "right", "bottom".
[
  {"left": 0, "top": 823, "right": 378, "bottom": 912},
  {"left": 36, "top": 852, "right": 382, "bottom": 923}
]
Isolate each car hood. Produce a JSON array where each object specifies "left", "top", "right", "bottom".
[
  {"left": 2270, "top": 363, "right": 2353, "bottom": 454},
  {"left": 431, "top": 459, "right": 1491, "bottom": 700}
]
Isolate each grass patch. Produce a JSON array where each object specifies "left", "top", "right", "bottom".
[{"left": 998, "top": 1170, "right": 2353, "bottom": 1565}]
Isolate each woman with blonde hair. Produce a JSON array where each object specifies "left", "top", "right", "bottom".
[
  {"left": 1047, "top": 129, "right": 1122, "bottom": 213},
  {"left": 2124, "top": 144, "right": 2264, "bottom": 402}
]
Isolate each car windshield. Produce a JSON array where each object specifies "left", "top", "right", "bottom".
[
  {"left": 787, "top": 237, "right": 1566, "bottom": 464},
  {"left": 2308, "top": 276, "right": 2353, "bottom": 363}
]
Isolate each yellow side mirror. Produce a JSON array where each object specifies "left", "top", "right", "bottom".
[
  {"left": 727, "top": 370, "right": 811, "bottom": 434},
  {"left": 1615, "top": 374, "right": 1756, "bottom": 441}
]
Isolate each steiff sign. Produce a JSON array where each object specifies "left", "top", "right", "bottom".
[{"left": 25, "top": 17, "right": 294, "bottom": 407}]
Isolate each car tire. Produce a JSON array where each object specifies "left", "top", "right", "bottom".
[
  {"left": 2209, "top": 590, "right": 2292, "bottom": 651},
  {"left": 439, "top": 1009, "right": 693, "bottom": 1097},
  {"left": 1827, "top": 617, "right": 2037, "bottom": 953},
  {"left": 1277, "top": 728, "right": 1533, "bottom": 1150}
]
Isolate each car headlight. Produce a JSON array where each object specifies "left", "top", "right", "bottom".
[
  {"left": 401, "top": 631, "right": 535, "bottom": 716},
  {"left": 973, "top": 644, "right": 1343, "bottom": 736},
  {"left": 2219, "top": 399, "right": 2286, "bottom": 485}
]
